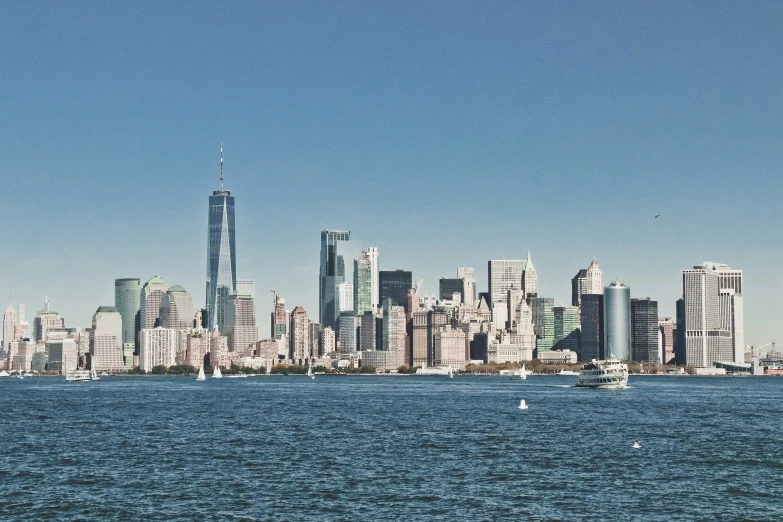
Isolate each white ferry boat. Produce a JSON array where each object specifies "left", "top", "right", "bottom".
[
  {"left": 66, "top": 368, "right": 92, "bottom": 382},
  {"left": 576, "top": 358, "right": 628, "bottom": 389}
]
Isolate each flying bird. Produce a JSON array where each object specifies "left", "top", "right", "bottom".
[{"left": 654, "top": 215, "right": 661, "bottom": 219}]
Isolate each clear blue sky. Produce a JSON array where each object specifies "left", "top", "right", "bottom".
[{"left": 1, "top": 1, "right": 781, "bottom": 346}]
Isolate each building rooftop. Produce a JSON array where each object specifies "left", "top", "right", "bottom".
[
  {"left": 168, "top": 285, "right": 187, "bottom": 293},
  {"left": 95, "top": 306, "right": 119, "bottom": 313}
]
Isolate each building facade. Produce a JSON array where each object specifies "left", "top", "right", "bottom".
[
  {"left": 603, "top": 281, "right": 631, "bottom": 360},
  {"left": 114, "top": 278, "right": 140, "bottom": 353},
  {"left": 379, "top": 270, "right": 413, "bottom": 313},
  {"left": 206, "top": 150, "right": 237, "bottom": 331},
  {"left": 488, "top": 260, "right": 524, "bottom": 309},
  {"left": 224, "top": 294, "right": 258, "bottom": 353},
  {"left": 631, "top": 298, "right": 659, "bottom": 362},
  {"left": 580, "top": 294, "right": 604, "bottom": 361},
  {"left": 159, "top": 285, "right": 195, "bottom": 330},
  {"left": 90, "top": 306, "right": 126, "bottom": 373},
  {"left": 140, "top": 276, "right": 168, "bottom": 332},
  {"left": 554, "top": 306, "right": 581, "bottom": 353}
]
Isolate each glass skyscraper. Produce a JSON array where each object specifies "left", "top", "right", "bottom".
[
  {"left": 319, "top": 230, "right": 361, "bottom": 330},
  {"left": 603, "top": 281, "right": 631, "bottom": 360},
  {"left": 206, "top": 152, "right": 236, "bottom": 331},
  {"left": 379, "top": 270, "right": 413, "bottom": 313},
  {"left": 114, "top": 278, "right": 140, "bottom": 351}
]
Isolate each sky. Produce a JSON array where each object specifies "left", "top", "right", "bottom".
[{"left": 1, "top": 1, "right": 781, "bottom": 346}]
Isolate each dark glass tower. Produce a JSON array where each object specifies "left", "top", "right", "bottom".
[
  {"left": 580, "top": 294, "right": 604, "bottom": 361},
  {"left": 206, "top": 146, "right": 236, "bottom": 331},
  {"left": 320, "top": 230, "right": 352, "bottom": 330},
  {"left": 631, "top": 298, "right": 659, "bottom": 362},
  {"left": 379, "top": 270, "right": 412, "bottom": 313}
]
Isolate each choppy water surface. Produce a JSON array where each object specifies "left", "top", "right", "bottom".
[{"left": 0, "top": 375, "right": 781, "bottom": 520}]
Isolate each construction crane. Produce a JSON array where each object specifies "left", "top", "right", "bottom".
[{"left": 413, "top": 278, "right": 424, "bottom": 294}]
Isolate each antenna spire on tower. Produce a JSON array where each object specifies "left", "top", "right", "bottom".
[{"left": 219, "top": 143, "right": 224, "bottom": 192}]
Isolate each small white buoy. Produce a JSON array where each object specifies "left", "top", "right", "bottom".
[
  {"left": 632, "top": 441, "right": 641, "bottom": 449},
  {"left": 518, "top": 399, "right": 528, "bottom": 410}
]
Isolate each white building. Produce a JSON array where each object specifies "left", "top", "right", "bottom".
[
  {"left": 90, "top": 306, "right": 126, "bottom": 374},
  {"left": 140, "top": 275, "right": 168, "bottom": 330},
  {"left": 47, "top": 338, "right": 79, "bottom": 375},
  {"left": 586, "top": 257, "right": 603, "bottom": 295},
  {"left": 224, "top": 294, "right": 258, "bottom": 353},
  {"left": 321, "top": 327, "right": 336, "bottom": 355},
  {"left": 159, "top": 285, "right": 195, "bottom": 330},
  {"left": 523, "top": 250, "right": 538, "bottom": 297},
  {"left": 488, "top": 259, "right": 525, "bottom": 309},
  {"left": 337, "top": 282, "right": 354, "bottom": 314},
  {"left": 538, "top": 349, "right": 578, "bottom": 364},
  {"left": 3, "top": 299, "right": 16, "bottom": 353},
  {"left": 365, "top": 247, "right": 380, "bottom": 309},
  {"left": 140, "top": 327, "right": 177, "bottom": 372},
  {"left": 487, "top": 333, "right": 534, "bottom": 364},
  {"left": 434, "top": 325, "right": 467, "bottom": 369}
]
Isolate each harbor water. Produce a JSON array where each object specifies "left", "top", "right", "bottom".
[{"left": 1, "top": 375, "right": 781, "bottom": 520}]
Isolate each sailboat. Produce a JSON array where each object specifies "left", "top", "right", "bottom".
[
  {"left": 90, "top": 368, "right": 100, "bottom": 381},
  {"left": 520, "top": 363, "right": 527, "bottom": 380},
  {"left": 307, "top": 363, "right": 315, "bottom": 380},
  {"left": 448, "top": 366, "right": 454, "bottom": 379},
  {"left": 518, "top": 399, "right": 528, "bottom": 410},
  {"left": 212, "top": 366, "right": 223, "bottom": 379},
  {"left": 196, "top": 364, "right": 206, "bottom": 381}
]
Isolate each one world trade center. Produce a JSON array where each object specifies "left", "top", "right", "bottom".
[{"left": 206, "top": 145, "right": 236, "bottom": 331}]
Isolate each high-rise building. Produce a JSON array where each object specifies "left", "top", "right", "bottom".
[
  {"left": 90, "top": 306, "right": 125, "bottom": 373},
  {"left": 309, "top": 323, "right": 322, "bottom": 358},
  {"left": 603, "top": 281, "right": 631, "bottom": 360},
  {"left": 488, "top": 260, "right": 524, "bottom": 309},
  {"left": 33, "top": 299, "right": 63, "bottom": 343},
  {"left": 434, "top": 326, "right": 467, "bottom": 369},
  {"left": 289, "top": 306, "right": 310, "bottom": 363},
  {"left": 439, "top": 278, "right": 464, "bottom": 302},
  {"left": 586, "top": 257, "right": 603, "bottom": 295},
  {"left": 659, "top": 317, "right": 674, "bottom": 364},
  {"left": 319, "top": 230, "right": 361, "bottom": 330},
  {"left": 458, "top": 267, "right": 476, "bottom": 307},
  {"left": 140, "top": 327, "right": 177, "bottom": 372},
  {"left": 365, "top": 247, "right": 380, "bottom": 309},
  {"left": 571, "top": 269, "right": 588, "bottom": 307},
  {"left": 236, "top": 280, "right": 255, "bottom": 300},
  {"left": 114, "top": 278, "right": 140, "bottom": 353},
  {"left": 3, "top": 298, "right": 16, "bottom": 352},
  {"left": 682, "top": 262, "right": 741, "bottom": 367},
  {"left": 513, "top": 299, "right": 537, "bottom": 356},
  {"left": 382, "top": 300, "right": 406, "bottom": 357},
  {"left": 631, "top": 298, "right": 659, "bottom": 362},
  {"left": 47, "top": 338, "right": 78, "bottom": 375},
  {"left": 412, "top": 310, "right": 429, "bottom": 368},
  {"left": 554, "top": 306, "right": 581, "bottom": 352},
  {"left": 360, "top": 311, "right": 376, "bottom": 352},
  {"left": 140, "top": 276, "right": 168, "bottom": 333},
  {"left": 321, "top": 326, "right": 336, "bottom": 355},
  {"left": 580, "top": 294, "right": 604, "bottom": 361},
  {"left": 354, "top": 252, "right": 374, "bottom": 315},
  {"left": 675, "top": 298, "right": 686, "bottom": 365},
  {"left": 159, "top": 285, "right": 195, "bottom": 330},
  {"left": 337, "top": 282, "right": 354, "bottom": 316},
  {"left": 206, "top": 146, "right": 237, "bottom": 331},
  {"left": 271, "top": 293, "right": 287, "bottom": 339},
  {"left": 224, "top": 294, "right": 258, "bottom": 353},
  {"left": 506, "top": 289, "right": 525, "bottom": 331},
  {"left": 379, "top": 270, "right": 412, "bottom": 312},
  {"left": 529, "top": 297, "right": 554, "bottom": 352},
  {"left": 523, "top": 251, "right": 538, "bottom": 298}
]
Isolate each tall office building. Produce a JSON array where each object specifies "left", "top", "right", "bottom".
[
  {"left": 224, "top": 294, "right": 258, "bottom": 353},
  {"left": 114, "top": 278, "right": 140, "bottom": 352},
  {"left": 319, "top": 230, "right": 361, "bottom": 330},
  {"left": 3, "top": 298, "right": 16, "bottom": 352},
  {"left": 354, "top": 252, "right": 374, "bottom": 315},
  {"left": 236, "top": 280, "right": 256, "bottom": 300},
  {"left": 506, "top": 289, "right": 525, "bottom": 331},
  {"left": 458, "top": 267, "right": 476, "bottom": 306},
  {"left": 523, "top": 251, "right": 538, "bottom": 297},
  {"left": 383, "top": 300, "right": 407, "bottom": 356},
  {"left": 338, "top": 312, "right": 359, "bottom": 353},
  {"left": 321, "top": 326, "right": 335, "bottom": 355},
  {"left": 90, "top": 306, "right": 125, "bottom": 373},
  {"left": 360, "top": 311, "right": 377, "bottom": 351},
  {"left": 289, "top": 306, "right": 310, "bottom": 363},
  {"left": 571, "top": 270, "right": 588, "bottom": 306},
  {"left": 529, "top": 297, "right": 554, "bottom": 352},
  {"left": 139, "top": 327, "right": 177, "bottom": 372},
  {"left": 631, "top": 298, "right": 659, "bottom": 362},
  {"left": 379, "top": 270, "right": 413, "bottom": 312},
  {"left": 659, "top": 317, "right": 674, "bottom": 364},
  {"left": 159, "top": 286, "right": 195, "bottom": 330},
  {"left": 206, "top": 146, "right": 237, "bottom": 331},
  {"left": 554, "top": 306, "right": 581, "bottom": 352},
  {"left": 586, "top": 257, "right": 603, "bottom": 295},
  {"left": 309, "top": 322, "right": 322, "bottom": 358},
  {"left": 33, "top": 299, "right": 63, "bottom": 343},
  {"left": 603, "top": 281, "right": 631, "bottom": 360},
  {"left": 271, "top": 293, "right": 287, "bottom": 339},
  {"left": 337, "top": 282, "right": 354, "bottom": 314},
  {"left": 513, "top": 299, "right": 537, "bottom": 356},
  {"left": 140, "top": 276, "right": 168, "bottom": 332},
  {"left": 682, "top": 262, "right": 741, "bottom": 367},
  {"left": 439, "top": 278, "right": 464, "bottom": 302},
  {"left": 365, "top": 247, "right": 380, "bottom": 308},
  {"left": 580, "top": 294, "right": 604, "bottom": 361},
  {"left": 488, "top": 260, "right": 524, "bottom": 309},
  {"left": 675, "top": 298, "right": 686, "bottom": 365}
]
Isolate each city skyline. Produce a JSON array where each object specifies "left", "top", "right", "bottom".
[{"left": 1, "top": 3, "right": 781, "bottom": 346}]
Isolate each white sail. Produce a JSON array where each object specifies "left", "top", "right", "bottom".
[
  {"left": 521, "top": 363, "right": 527, "bottom": 380},
  {"left": 197, "top": 365, "right": 206, "bottom": 381},
  {"left": 448, "top": 366, "right": 454, "bottom": 379},
  {"left": 213, "top": 366, "right": 222, "bottom": 379}
]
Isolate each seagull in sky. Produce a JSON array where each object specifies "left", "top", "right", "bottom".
[{"left": 654, "top": 214, "right": 661, "bottom": 219}]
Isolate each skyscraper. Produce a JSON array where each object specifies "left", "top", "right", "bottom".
[
  {"left": 3, "top": 298, "right": 16, "bottom": 352},
  {"left": 224, "top": 294, "right": 258, "bottom": 353},
  {"left": 682, "top": 262, "right": 741, "bottom": 367},
  {"left": 319, "top": 230, "right": 361, "bottom": 330},
  {"left": 488, "top": 259, "right": 524, "bottom": 309},
  {"left": 458, "top": 267, "right": 476, "bottom": 306},
  {"left": 659, "top": 317, "right": 674, "bottom": 364},
  {"left": 206, "top": 146, "right": 237, "bottom": 331},
  {"left": 33, "top": 299, "right": 63, "bottom": 343},
  {"left": 571, "top": 269, "right": 588, "bottom": 306},
  {"left": 354, "top": 252, "right": 374, "bottom": 315},
  {"left": 529, "top": 297, "right": 554, "bottom": 352},
  {"left": 603, "top": 281, "right": 631, "bottom": 360},
  {"left": 114, "top": 278, "right": 140, "bottom": 352},
  {"left": 271, "top": 293, "right": 287, "bottom": 339},
  {"left": 159, "top": 285, "right": 195, "bottom": 330},
  {"left": 379, "top": 270, "right": 413, "bottom": 312},
  {"left": 140, "top": 276, "right": 168, "bottom": 332},
  {"left": 90, "top": 306, "right": 125, "bottom": 373},
  {"left": 365, "top": 247, "right": 380, "bottom": 309},
  {"left": 523, "top": 251, "right": 538, "bottom": 297},
  {"left": 439, "top": 278, "right": 464, "bottom": 302},
  {"left": 586, "top": 257, "right": 603, "bottom": 295},
  {"left": 631, "top": 298, "right": 659, "bottom": 362},
  {"left": 289, "top": 306, "right": 310, "bottom": 364},
  {"left": 236, "top": 280, "right": 256, "bottom": 300},
  {"left": 554, "top": 306, "right": 581, "bottom": 352},
  {"left": 580, "top": 294, "right": 604, "bottom": 361}
]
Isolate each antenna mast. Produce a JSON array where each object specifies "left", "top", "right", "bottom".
[{"left": 219, "top": 143, "right": 224, "bottom": 192}]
